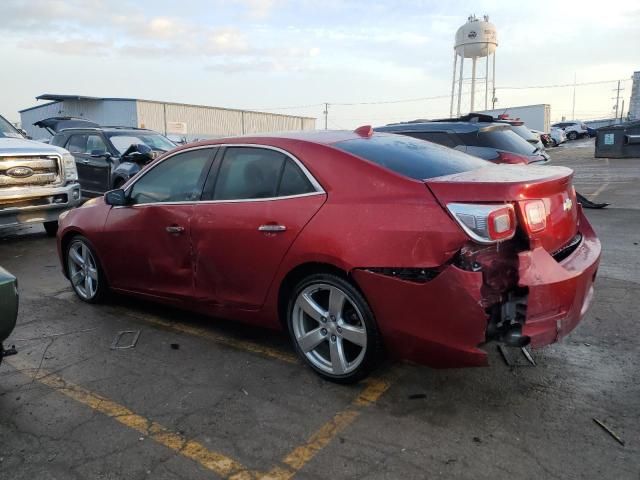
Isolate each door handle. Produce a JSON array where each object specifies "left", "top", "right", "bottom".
[
  {"left": 166, "top": 225, "right": 185, "bottom": 234},
  {"left": 82, "top": 159, "right": 90, "bottom": 164},
  {"left": 258, "top": 224, "right": 287, "bottom": 233}
]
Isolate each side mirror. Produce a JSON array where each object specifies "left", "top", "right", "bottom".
[{"left": 104, "top": 188, "right": 127, "bottom": 206}]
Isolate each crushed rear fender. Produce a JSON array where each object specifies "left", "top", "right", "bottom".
[{"left": 352, "top": 266, "right": 489, "bottom": 368}]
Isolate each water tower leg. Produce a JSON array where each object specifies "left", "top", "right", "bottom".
[
  {"left": 457, "top": 47, "right": 465, "bottom": 117},
  {"left": 492, "top": 53, "right": 497, "bottom": 109},
  {"left": 485, "top": 55, "right": 489, "bottom": 110},
  {"left": 470, "top": 57, "right": 477, "bottom": 112},
  {"left": 450, "top": 51, "right": 458, "bottom": 117}
]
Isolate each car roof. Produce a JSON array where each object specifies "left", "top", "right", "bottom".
[
  {"left": 55, "top": 126, "right": 159, "bottom": 135},
  {"left": 374, "top": 121, "right": 509, "bottom": 134},
  {"left": 181, "top": 130, "right": 369, "bottom": 147}
]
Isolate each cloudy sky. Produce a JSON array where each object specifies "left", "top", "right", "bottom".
[{"left": 2, "top": 0, "right": 638, "bottom": 128}]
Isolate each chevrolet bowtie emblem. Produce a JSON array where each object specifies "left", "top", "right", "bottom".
[{"left": 563, "top": 198, "right": 573, "bottom": 211}]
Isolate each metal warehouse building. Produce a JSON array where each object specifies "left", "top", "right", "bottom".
[{"left": 20, "top": 94, "right": 316, "bottom": 141}]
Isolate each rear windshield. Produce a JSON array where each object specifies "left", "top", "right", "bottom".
[
  {"left": 510, "top": 124, "right": 538, "bottom": 142},
  {"left": 460, "top": 128, "right": 537, "bottom": 155},
  {"left": 333, "top": 134, "right": 489, "bottom": 180}
]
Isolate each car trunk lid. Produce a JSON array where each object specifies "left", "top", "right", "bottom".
[{"left": 425, "top": 165, "right": 578, "bottom": 253}]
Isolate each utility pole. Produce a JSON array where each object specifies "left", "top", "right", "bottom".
[
  {"left": 323, "top": 103, "right": 329, "bottom": 130},
  {"left": 571, "top": 73, "right": 576, "bottom": 120},
  {"left": 612, "top": 80, "right": 624, "bottom": 120},
  {"left": 620, "top": 99, "right": 625, "bottom": 122}
]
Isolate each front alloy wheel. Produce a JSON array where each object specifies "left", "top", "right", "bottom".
[
  {"left": 288, "top": 274, "right": 380, "bottom": 383},
  {"left": 67, "top": 237, "right": 106, "bottom": 303}
]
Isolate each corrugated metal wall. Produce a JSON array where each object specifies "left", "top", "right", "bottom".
[
  {"left": 20, "top": 98, "right": 315, "bottom": 141},
  {"left": 20, "top": 100, "right": 138, "bottom": 140},
  {"left": 136, "top": 101, "right": 315, "bottom": 140}
]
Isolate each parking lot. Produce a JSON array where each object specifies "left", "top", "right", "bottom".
[{"left": 0, "top": 139, "right": 638, "bottom": 479}]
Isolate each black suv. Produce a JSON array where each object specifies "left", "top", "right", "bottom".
[
  {"left": 375, "top": 115, "right": 550, "bottom": 165},
  {"left": 36, "top": 117, "right": 176, "bottom": 197}
]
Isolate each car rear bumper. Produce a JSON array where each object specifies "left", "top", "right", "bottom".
[
  {"left": 518, "top": 208, "right": 600, "bottom": 346},
  {"left": 351, "top": 208, "right": 600, "bottom": 368}
]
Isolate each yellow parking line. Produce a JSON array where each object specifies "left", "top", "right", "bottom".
[
  {"left": 258, "top": 375, "right": 394, "bottom": 480},
  {"left": 7, "top": 357, "right": 255, "bottom": 479},
  {"left": 124, "top": 311, "right": 298, "bottom": 364}
]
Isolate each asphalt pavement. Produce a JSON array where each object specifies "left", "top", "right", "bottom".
[{"left": 1, "top": 138, "right": 638, "bottom": 479}]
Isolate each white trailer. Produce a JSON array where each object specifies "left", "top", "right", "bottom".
[{"left": 477, "top": 104, "right": 550, "bottom": 132}]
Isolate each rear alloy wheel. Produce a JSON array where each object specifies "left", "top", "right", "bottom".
[
  {"left": 66, "top": 236, "right": 107, "bottom": 303},
  {"left": 567, "top": 131, "right": 578, "bottom": 140},
  {"left": 43, "top": 221, "right": 58, "bottom": 237},
  {"left": 288, "top": 274, "right": 380, "bottom": 383}
]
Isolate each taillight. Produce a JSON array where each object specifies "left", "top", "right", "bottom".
[
  {"left": 519, "top": 199, "right": 547, "bottom": 233},
  {"left": 495, "top": 151, "right": 529, "bottom": 164},
  {"left": 447, "top": 203, "right": 517, "bottom": 244}
]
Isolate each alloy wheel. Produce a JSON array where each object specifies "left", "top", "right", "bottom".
[
  {"left": 67, "top": 240, "right": 99, "bottom": 300},
  {"left": 291, "top": 283, "right": 368, "bottom": 376}
]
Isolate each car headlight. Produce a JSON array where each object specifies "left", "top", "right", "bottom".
[{"left": 62, "top": 153, "right": 78, "bottom": 181}]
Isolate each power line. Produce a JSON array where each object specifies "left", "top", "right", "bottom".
[
  {"left": 498, "top": 78, "right": 630, "bottom": 90},
  {"left": 251, "top": 78, "right": 630, "bottom": 111}
]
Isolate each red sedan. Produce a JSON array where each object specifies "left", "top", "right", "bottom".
[{"left": 57, "top": 128, "right": 600, "bottom": 383}]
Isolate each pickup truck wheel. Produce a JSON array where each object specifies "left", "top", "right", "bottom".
[
  {"left": 43, "top": 221, "right": 58, "bottom": 237},
  {"left": 66, "top": 236, "right": 108, "bottom": 303}
]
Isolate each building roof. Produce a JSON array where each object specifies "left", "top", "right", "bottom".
[{"left": 20, "top": 94, "right": 316, "bottom": 120}]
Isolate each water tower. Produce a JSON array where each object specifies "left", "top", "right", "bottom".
[{"left": 450, "top": 15, "right": 498, "bottom": 116}]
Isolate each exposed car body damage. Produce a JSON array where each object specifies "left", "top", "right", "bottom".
[{"left": 351, "top": 205, "right": 599, "bottom": 367}]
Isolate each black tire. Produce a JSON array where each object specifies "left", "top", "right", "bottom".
[
  {"left": 287, "top": 273, "right": 382, "bottom": 383},
  {"left": 567, "top": 131, "right": 578, "bottom": 140},
  {"left": 65, "top": 235, "right": 109, "bottom": 304},
  {"left": 43, "top": 221, "right": 58, "bottom": 237}
]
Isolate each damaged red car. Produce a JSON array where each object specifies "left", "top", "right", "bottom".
[{"left": 57, "top": 127, "right": 601, "bottom": 383}]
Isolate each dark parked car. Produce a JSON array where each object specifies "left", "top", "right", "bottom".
[
  {"left": 375, "top": 117, "right": 550, "bottom": 165},
  {"left": 57, "top": 128, "right": 600, "bottom": 383},
  {"left": 448, "top": 113, "right": 548, "bottom": 153},
  {"left": 0, "top": 266, "right": 18, "bottom": 365},
  {"left": 35, "top": 117, "right": 176, "bottom": 197}
]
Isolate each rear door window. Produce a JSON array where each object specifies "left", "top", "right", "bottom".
[
  {"left": 213, "top": 147, "right": 286, "bottom": 200},
  {"left": 332, "top": 134, "right": 488, "bottom": 180},
  {"left": 209, "top": 147, "right": 318, "bottom": 200},
  {"left": 278, "top": 159, "right": 315, "bottom": 196}
]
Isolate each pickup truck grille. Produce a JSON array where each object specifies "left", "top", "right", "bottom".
[{"left": 0, "top": 156, "right": 61, "bottom": 188}]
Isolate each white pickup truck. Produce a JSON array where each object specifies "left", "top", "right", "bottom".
[
  {"left": 0, "top": 116, "right": 80, "bottom": 236},
  {"left": 0, "top": 114, "right": 81, "bottom": 236}
]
